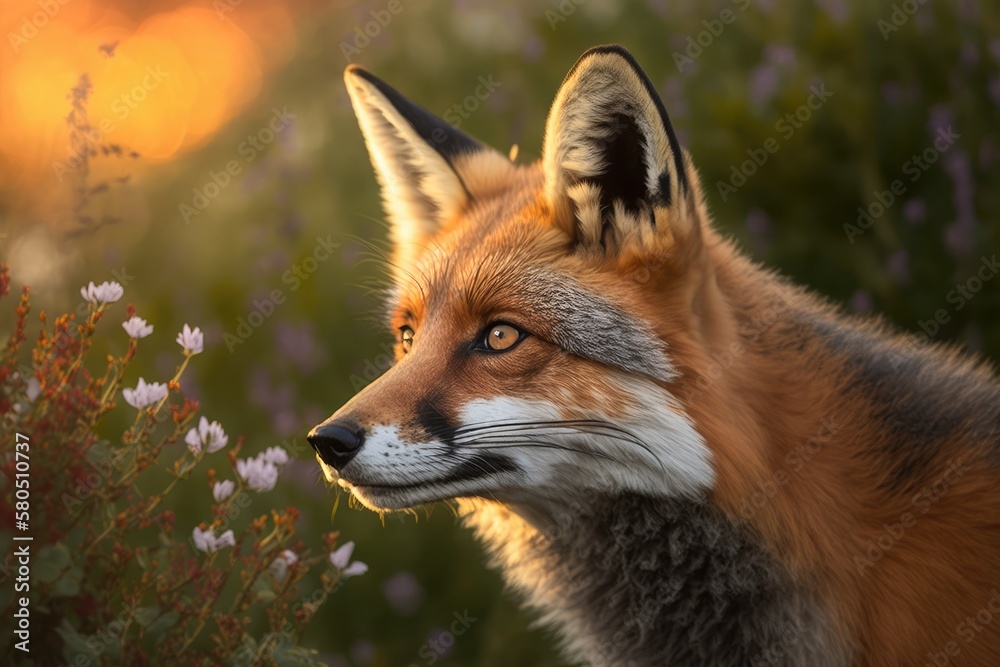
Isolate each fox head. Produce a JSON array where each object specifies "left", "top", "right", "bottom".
[{"left": 310, "top": 45, "right": 725, "bottom": 516}]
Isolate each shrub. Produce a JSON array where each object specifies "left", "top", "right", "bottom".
[{"left": 0, "top": 264, "right": 362, "bottom": 666}]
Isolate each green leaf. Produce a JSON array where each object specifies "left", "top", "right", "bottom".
[
  {"left": 35, "top": 543, "right": 71, "bottom": 583},
  {"left": 272, "top": 644, "right": 327, "bottom": 667},
  {"left": 50, "top": 565, "right": 83, "bottom": 598},
  {"left": 135, "top": 606, "right": 161, "bottom": 627},
  {"left": 252, "top": 576, "right": 276, "bottom": 603},
  {"left": 86, "top": 440, "right": 113, "bottom": 465},
  {"left": 57, "top": 619, "right": 99, "bottom": 664},
  {"left": 146, "top": 611, "right": 180, "bottom": 640},
  {"left": 104, "top": 636, "right": 122, "bottom": 661},
  {"left": 230, "top": 635, "right": 259, "bottom": 667},
  {"left": 65, "top": 525, "right": 87, "bottom": 549}
]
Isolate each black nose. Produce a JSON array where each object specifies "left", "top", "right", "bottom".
[{"left": 307, "top": 421, "right": 365, "bottom": 470}]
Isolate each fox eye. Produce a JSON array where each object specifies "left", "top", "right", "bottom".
[
  {"left": 484, "top": 323, "right": 523, "bottom": 352},
  {"left": 400, "top": 326, "right": 414, "bottom": 353}
]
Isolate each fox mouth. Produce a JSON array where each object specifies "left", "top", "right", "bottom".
[
  {"left": 328, "top": 454, "right": 522, "bottom": 510},
  {"left": 339, "top": 476, "right": 485, "bottom": 510}
]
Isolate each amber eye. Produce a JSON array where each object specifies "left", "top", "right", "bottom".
[
  {"left": 400, "top": 326, "right": 414, "bottom": 353},
  {"left": 484, "top": 323, "right": 522, "bottom": 352}
]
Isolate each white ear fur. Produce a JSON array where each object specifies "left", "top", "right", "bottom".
[
  {"left": 542, "top": 45, "right": 689, "bottom": 245},
  {"left": 345, "top": 66, "right": 470, "bottom": 262}
]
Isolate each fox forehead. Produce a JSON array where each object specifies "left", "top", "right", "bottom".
[{"left": 386, "top": 184, "right": 677, "bottom": 382}]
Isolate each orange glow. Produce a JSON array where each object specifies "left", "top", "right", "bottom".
[{"left": 0, "top": 0, "right": 300, "bottom": 206}]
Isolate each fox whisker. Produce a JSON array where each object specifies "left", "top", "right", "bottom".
[{"left": 453, "top": 420, "right": 666, "bottom": 473}]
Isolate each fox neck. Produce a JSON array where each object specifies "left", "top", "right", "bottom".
[{"left": 461, "top": 494, "right": 847, "bottom": 666}]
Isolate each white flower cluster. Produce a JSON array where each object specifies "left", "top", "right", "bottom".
[
  {"left": 270, "top": 549, "right": 299, "bottom": 582},
  {"left": 212, "top": 479, "right": 235, "bottom": 502},
  {"left": 122, "top": 316, "right": 153, "bottom": 339},
  {"left": 236, "top": 446, "right": 291, "bottom": 492},
  {"left": 192, "top": 526, "right": 236, "bottom": 553},
  {"left": 329, "top": 541, "right": 368, "bottom": 578},
  {"left": 185, "top": 416, "right": 229, "bottom": 455},
  {"left": 122, "top": 377, "right": 168, "bottom": 409},
  {"left": 176, "top": 324, "right": 204, "bottom": 355},
  {"left": 81, "top": 281, "right": 124, "bottom": 305}
]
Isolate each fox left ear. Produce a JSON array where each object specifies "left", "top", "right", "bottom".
[
  {"left": 543, "top": 45, "right": 693, "bottom": 252},
  {"left": 344, "top": 65, "right": 512, "bottom": 270}
]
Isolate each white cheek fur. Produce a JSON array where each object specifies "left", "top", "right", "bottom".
[{"left": 455, "top": 374, "right": 713, "bottom": 500}]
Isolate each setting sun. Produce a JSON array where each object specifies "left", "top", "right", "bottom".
[{"left": 0, "top": 0, "right": 297, "bottom": 205}]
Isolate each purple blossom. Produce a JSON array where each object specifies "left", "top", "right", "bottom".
[
  {"left": 815, "top": 0, "right": 849, "bottom": 23},
  {"left": 880, "top": 82, "right": 904, "bottom": 105},
  {"left": 350, "top": 640, "right": 376, "bottom": 665},
  {"left": 979, "top": 140, "right": 999, "bottom": 169},
  {"left": 989, "top": 77, "right": 1000, "bottom": 110},
  {"left": 273, "top": 321, "right": 325, "bottom": 374},
  {"left": 749, "top": 64, "right": 779, "bottom": 110},
  {"left": 886, "top": 250, "right": 911, "bottom": 287},
  {"left": 382, "top": 571, "right": 424, "bottom": 616},
  {"left": 765, "top": 44, "right": 796, "bottom": 68},
  {"left": 944, "top": 151, "right": 977, "bottom": 258},
  {"left": 521, "top": 34, "right": 544, "bottom": 61},
  {"left": 661, "top": 77, "right": 687, "bottom": 118},
  {"left": 960, "top": 43, "right": 979, "bottom": 66},
  {"left": 745, "top": 208, "right": 773, "bottom": 256},
  {"left": 927, "top": 105, "right": 955, "bottom": 143},
  {"left": 989, "top": 40, "right": 1000, "bottom": 62},
  {"left": 903, "top": 199, "right": 927, "bottom": 225},
  {"left": 848, "top": 290, "right": 874, "bottom": 313}
]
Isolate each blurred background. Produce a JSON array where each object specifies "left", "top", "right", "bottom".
[{"left": 1, "top": 0, "right": 998, "bottom": 664}]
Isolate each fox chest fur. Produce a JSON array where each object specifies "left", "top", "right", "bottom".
[{"left": 465, "top": 495, "right": 849, "bottom": 667}]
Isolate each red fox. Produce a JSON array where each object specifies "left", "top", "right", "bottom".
[{"left": 309, "top": 45, "right": 1000, "bottom": 666}]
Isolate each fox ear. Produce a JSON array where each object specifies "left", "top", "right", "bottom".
[
  {"left": 542, "top": 45, "right": 692, "bottom": 251},
  {"left": 344, "top": 65, "right": 510, "bottom": 266}
]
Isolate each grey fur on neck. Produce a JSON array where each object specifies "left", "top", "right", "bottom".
[{"left": 463, "top": 494, "right": 849, "bottom": 667}]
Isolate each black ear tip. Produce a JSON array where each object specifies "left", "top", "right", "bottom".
[
  {"left": 580, "top": 44, "right": 634, "bottom": 61},
  {"left": 566, "top": 44, "right": 647, "bottom": 86}
]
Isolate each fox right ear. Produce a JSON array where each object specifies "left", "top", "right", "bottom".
[
  {"left": 344, "top": 65, "right": 511, "bottom": 270},
  {"left": 542, "top": 45, "right": 694, "bottom": 254}
]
